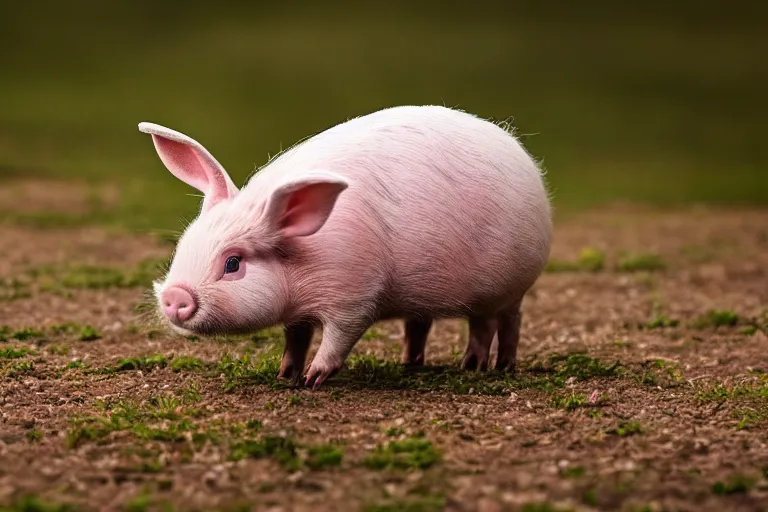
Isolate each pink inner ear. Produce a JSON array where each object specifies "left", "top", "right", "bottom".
[
  {"left": 278, "top": 182, "right": 347, "bottom": 238},
  {"left": 150, "top": 134, "right": 236, "bottom": 211},
  {"left": 152, "top": 136, "right": 211, "bottom": 193}
]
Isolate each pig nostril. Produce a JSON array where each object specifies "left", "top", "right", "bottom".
[{"left": 162, "top": 286, "right": 196, "bottom": 323}]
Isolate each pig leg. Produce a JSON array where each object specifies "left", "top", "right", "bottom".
[
  {"left": 305, "top": 320, "right": 370, "bottom": 390},
  {"left": 278, "top": 320, "right": 314, "bottom": 384},
  {"left": 495, "top": 304, "right": 522, "bottom": 372},
  {"left": 402, "top": 316, "right": 432, "bottom": 366},
  {"left": 460, "top": 316, "right": 498, "bottom": 371}
]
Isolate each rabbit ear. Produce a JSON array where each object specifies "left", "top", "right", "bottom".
[{"left": 139, "top": 122, "right": 239, "bottom": 212}]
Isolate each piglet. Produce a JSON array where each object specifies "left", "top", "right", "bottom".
[{"left": 140, "top": 105, "right": 552, "bottom": 388}]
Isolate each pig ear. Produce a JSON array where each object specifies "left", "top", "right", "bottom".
[
  {"left": 263, "top": 171, "right": 349, "bottom": 238},
  {"left": 138, "top": 122, "right": 239, "bottom": 212}
]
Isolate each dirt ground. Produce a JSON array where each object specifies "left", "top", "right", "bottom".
[{"left": 1, "top": 204, "right": 767, "bottom": 512}]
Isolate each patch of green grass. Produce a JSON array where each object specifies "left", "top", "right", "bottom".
[
  {"left": 145, "top": 394, "right": 185, "bottom": 420},
  {"left": 66, "top": 391, "right": 210, "bottom": 449},
  {"left": 218, "top": 343, "right": 284, "bottom": 390},
  {"left": 707, "top": 310, "right": 740, "bottom": 327},
  {"left": 0, "top": 495, "right": 78, "bottom": 512},
  {"left": 693, "top": 309, "right": 740, "bottom": 328},
  {"left": 306, "top": 444, "right": 344, "bottom": 469},
  {"left": 735, "top": 408, "right": 768, "bottom": 431},
  {"left": 361, "top": 327, "right": 384, "bottom": 341},
  {"left": 67, "top": 400, "right": 140, "bottom": 448},
  {"left": 642, "top": 315, "right": 680, "bottom": 329},
  {"left": 132, "top": 419, "right": 193, "bottom": 442},
  {"left": 115, "top": 354, "right": 168, "bottom": 372},
  {"left": 0, "top": 347, "right": 36, "bottom": 359},
  {"left": 250, "top": 326, "right": 285, "bottom": 346},
  {"left": 606, "top": 421, "right": 644, "bottom": 437},
  {"left": 49, "top": 323, "right": 78, "bottom": 335},
  {"left": 616, "top": 252, "right": 666, "bottom": 272},
  {"left": 138, "top": 458, "right": 165, "bottom": 474},
  {"left": 364, "top": 435, "right": 441, "bottom": 471},
  {"left": 0, "top": 327, "right": 45, "bottom": 342},
  {"left": 739, "top": 325, "right": 758, "bottom": 335},
  {"left": 559, "top": 465, "right": 586, "bottom": 478},
  {"left": 26, "top": 428, "right": 44, "bottom": 442},
  {"left": 124, "top": 489, "right": 154, "bottom": 512},
  {"left": 78, "top": 324, "right": 102, "bottom": 341},
  {"left": 636, "top": 359, "right": 685, "bottom": 388},
  {"left": 2, "top": 322, "right": 111, "bottom": 344},
  {"left": 228, "top": 435, "right": 301, "bottom": 469},
  {"left": 64, "top": 360, "right": 86, "bottom": 370},
  {"left": 551, "top": 392, "right": 589, "bottom": 411},
  {"left": 531, "top": 353, "right": 623, "bottom": 383},
  {"left": 695, "top": 375, "right": 768, "bottom": 402},
  {"left": 712, "top": 474, "right": 755, "bottom": 495},
  {"left": 170, "top": 355, "right": 205, "bottom": 372},
  {"left": 581, "top": 488, "right": 598, "bottom": 506},
  {"left": 5, "top": 360, "right": 35, "bottom": 378},
  {"left": 0, "top": 277, "right": 32, "bottom": 301},
  {"left": 47, "top": 344, "right": 70, "bottom": 355},
  {"left": 545, "top": 247, "right": 606, "bottom": 273},
  {"left": 577, "top": 247, "right": 607, "bottom": 272},
  {"left": 179, "top": 382, "right": 203, "bottom": 404}
]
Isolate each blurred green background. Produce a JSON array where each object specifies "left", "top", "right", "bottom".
[{"left": 1, "top": 1, "right": 766, "bottom": 233}]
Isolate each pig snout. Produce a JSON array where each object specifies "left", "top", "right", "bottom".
[{"left": 161, "top": 286, "right": 197, "bottom": 325}]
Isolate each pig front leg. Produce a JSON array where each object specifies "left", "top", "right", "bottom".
[
  {"left": 278, "top": 320, "right": 314, "bottom": 384},
  {"left": 460, "top": 316, "right": 498, "bottom": 371},
  {"left": 305, "top": 319, "right": 370, "bottom": 390},
  {"left": 402, "top": 316, "right": 432, "bottom": 366}
]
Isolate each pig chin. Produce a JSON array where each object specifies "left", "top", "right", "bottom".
[
  {"left": 163, "top": 311, "right": 259, "bottom": 337},
  {"left": 166, "top": 322, "right": 197, "bottom": 337}
]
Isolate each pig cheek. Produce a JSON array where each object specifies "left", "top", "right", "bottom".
[{"left": 205, "top": 287, "right": 241, "bottom": 325}]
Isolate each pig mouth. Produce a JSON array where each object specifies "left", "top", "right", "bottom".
[{"left": 163, "top": 314, "right": 253, "bottom": 338}]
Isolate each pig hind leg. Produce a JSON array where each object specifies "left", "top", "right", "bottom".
[
  {"left": 495, "top": 303, "right": 522, "bottom": 372},
  {"left": 401, "top": 316, "right": 432, "bottom": 366},
  {"left": 279, "top": 320, "right": 314, "bottom": 384},
  {"left": 460, "top": 316, "right": 498, "bottom": 371}
]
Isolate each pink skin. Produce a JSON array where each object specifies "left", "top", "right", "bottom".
[{"left": 140, "top": 105, "right": 552, "bottom": 389}]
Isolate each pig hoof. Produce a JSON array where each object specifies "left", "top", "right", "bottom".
[
  {"left": 277, "top": 362, "right": 303, "bottom": 385},
  {"left": 460, "top": 353, "right": 489, "bottom": 372},
  {"left": 401, "top": 353, "right": 425, "bottom": 367},
  {"left": 495, "top": 360, "right": 517, "bottom": 373},
  {"left": 304, "top": 362, "right": 341, "bottom": 390}
]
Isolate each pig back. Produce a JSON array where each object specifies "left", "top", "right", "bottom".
[{"left": 248, "top": 106, "right": 552, "bottom": 316}]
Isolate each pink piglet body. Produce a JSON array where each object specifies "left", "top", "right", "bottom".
[{"left": 141, "top": 105, "right": 552, "bottom": 387}]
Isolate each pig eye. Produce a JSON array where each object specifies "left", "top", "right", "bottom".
[{"left": 224, "top": 256, "right": 241, "bottom": 274}]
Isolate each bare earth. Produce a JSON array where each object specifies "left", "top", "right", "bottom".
[{"left": 1, "top": 204, "right": 767, "bottom": 512}]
